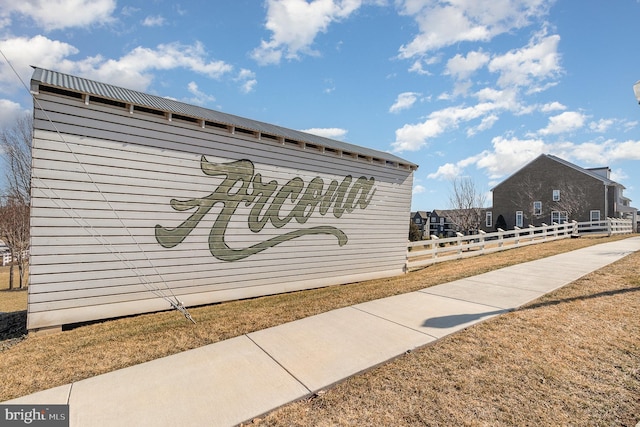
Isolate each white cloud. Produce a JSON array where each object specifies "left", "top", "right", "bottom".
[
  {"left": 235, "top": 69, "right": 257, "bottom": 93},
  {"left": 488, "top": 32, "right": 562, "bottom": 90},
  {"left": 429, "top": 135, "right": 547, "bottom": 181},
  {"left": 0, "top": 36, "right": 235, "bottom": 98},
  {"left": 445, "top": 50, "right": 490, "bottom": 80},
  {"left": 0, "top": 35, "right": 79, "bottom": 94},
  {"left": 186, "top": 81, "right": 216, "bottom": 105},
  {"left": 142, "top": 15, "right": 166, "bottom": 27},
  {"left": 467, "top": 114, "right": 499, "bottom": 136},
  {"left": 540, "top": 101, "right": 566, "bottom": 112},
  {"left": 427, "top": 162, "right": 462, "bottom": 180},
  {"left": 75, "top": 42, "right": 232, "bottom": 91},
  {"left": 0, "top": 99, "right": 29, "bottom": 128},
  {"left": 610, "top": 168, "right": 628, "bottom": 183},
  {"left": 389, "top": 92, "right": 420, "bottom": 113},
  {"left": 571, "top": 139, "right": 640, "bottom": 164},
  {"left": 392, "top": 101, "right": 502, "bottom": 152},
  {"left": 538, "top": 111, "right": 586, "bottom": 135},
  {"left": 1, "top": 0, "right": 116, "bottom": 31},
  {"left": 588, "top": 118, "right": 615, "bottom": 133},
  {"left": 251, "top": 0, "right": 364, "bottom": 65},
  {"left": 300, "top": 127, "right": 348, "bottom": 140},
  {"left": 412, "top": 184, "right": 426, "bottom": 195},
  {"left": 397, "top": 0, "right": 552, "bottom": 59}
]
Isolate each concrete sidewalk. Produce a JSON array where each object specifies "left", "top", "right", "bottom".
[{"left": 6, "top": 236, "right": 640, "bottom": 426}]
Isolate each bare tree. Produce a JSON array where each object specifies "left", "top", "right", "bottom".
[
  {"left": 0, "top": 196, "right": 30, "bottom": 289},
  {"left": 447, "top": 177, "right": 487, "bottom": 234},
  {"left": 1, "top": 114, "right": 32, "bottom": 202},
  {"left": 1, "top": 114, "right": 32, "bottom": 290},
  {"left": 511, "top": 173, "right": 543, "bottom": 224},
  {"left": 551, "top": 180, "right": 589, "bottom": 222},
  {"left": 512, "top": 174, "right": 589, "bottom": 225}
]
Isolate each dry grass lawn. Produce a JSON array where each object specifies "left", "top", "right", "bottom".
[{"left": 0, "top": 235, "right": 638, "bottom": 426}]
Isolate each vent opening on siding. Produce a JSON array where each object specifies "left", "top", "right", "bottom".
[
  {"left": 172, "top": 113, "right": 199, "bottom": 124},
  {"left": 39, "top": 85, "right": 83, "bottom": 100},
  {"left": 285, "top": 138, "right": 301, "bottom": 148},
  {"left": 304, "top": 142, "right": 321, "bottom": 152},
  {"left": 90, "top": 96, "right": 127, "bottom": 109},
  {"left": 205, "top": 121, "right": 229, "bottom": 131},
  {"left": 33, "top": 72, "right": 416, "bottom": 171},
  {"left": 135, "top": 105, "right": 165, "bottom": 117},
  {"left": 235, "top": 127, "right": 256, "bottom": 136}
]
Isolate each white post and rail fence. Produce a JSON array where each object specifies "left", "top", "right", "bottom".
[
  {"left": 0, "top": 219, "right": 634, "bottom": 271},
  {"left": 407, "top": 218, "right": 635, "bottom": 271}
]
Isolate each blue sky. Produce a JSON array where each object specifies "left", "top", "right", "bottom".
[{"left": 1, "top": 0, "right": 639, "bottom": 211}]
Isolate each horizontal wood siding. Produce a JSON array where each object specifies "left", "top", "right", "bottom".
[{"left": 28, "top": 93, "right": 414, "bottom": 329}]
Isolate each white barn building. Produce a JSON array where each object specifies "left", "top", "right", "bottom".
[{"left": 28, "top": 68, "right": 418, "bottom": 332}]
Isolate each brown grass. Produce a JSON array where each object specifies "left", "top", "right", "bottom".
[{"left": 0, "top": 235, "right": 637, "bottom": 424}]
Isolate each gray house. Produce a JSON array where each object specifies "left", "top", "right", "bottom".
[{"left": 490, "top": 154, "right": 636, "bottom": 230}]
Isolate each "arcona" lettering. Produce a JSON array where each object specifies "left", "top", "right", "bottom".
[{"left": 155, "top": 156, "right": 376, "bottom": 261}]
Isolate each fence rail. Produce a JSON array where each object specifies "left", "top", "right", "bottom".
[
  {"left": 1, "top": 250, "right": 29, "bottom": 267},
  {"left": 574, "top": 218, "right": 633, "bottom": 235},
  {"left": 407, "top": 218, "right": 633, "bottom": 271}
]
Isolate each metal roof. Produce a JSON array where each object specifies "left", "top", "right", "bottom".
[{"left": 30, "top": 67, "right": 417, "bottom": 170}]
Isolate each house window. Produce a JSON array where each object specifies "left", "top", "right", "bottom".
[
  {"left": 414, "top": 218, "right": 422, "bottom": 224},
  {"left": 553, "top": 190, "right": 560, "bottom": 201},
  {"left": 590, "top": 210, "right": 601, "bottom": 222},
  {"left": 515, "top": 211, "right": 523, "bottom": 227},
  {"left": 430, "top": 217, "right": 436, "bottom": 222},
  {"left": 551, "top": 211, "right": 568, "bottom": 224},
  {"left": 486, "top": 211, "right": 493, "bottom": 228},
  {"left": 533, "top": 201, "right": 542, "bottom": 216}
]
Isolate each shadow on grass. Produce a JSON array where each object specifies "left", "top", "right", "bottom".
[
  {"left": 520, "top": 286, "right": 640, "bottom": 311},
  {"left": 0, "top": 311, "right": 27, "bottom": 346},
  {"left": 421, "top": 287, "right": 640, "bottom": 329}
]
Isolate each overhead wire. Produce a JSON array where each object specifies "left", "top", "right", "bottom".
[{"left": 1, "top": 49, "right": 195, "bottom": 324}]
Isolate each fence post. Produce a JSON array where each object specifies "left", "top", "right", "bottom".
[
  {"left": 513, "top": 226, "right": 521, "bottom": 246},
  {"left": 497, "top": 228, "right": 504, "bottom": 247},
  {"left": 430, "top": 235, "right": 440, "bottom": 259},
  {"left": 456, "top": 232, "right": 464, "bottom": 254},
  {"left": 607, "top": 218, "right": 612, "bottom": 237},
  {"left": 541, "top": 223, "right": 548, "bottom": 241},
  {"left": 478, "top": 230, "right": 486, "bottom": 254}
]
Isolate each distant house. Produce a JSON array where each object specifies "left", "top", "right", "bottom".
[
  {"left": 411, "top": 209, "right": 491, "bottom": 238},
  {"left": 425, "top": 210, "right": 462, "bottom": 237},
  {"left": 1, "top": 240, "right": 10, "bottom": 266},
  {"left": 490, "top": 154, "right": 637, "bottom": 230},
  {"left": 410, "top": 211, "right": 429, "bottom": 238}
]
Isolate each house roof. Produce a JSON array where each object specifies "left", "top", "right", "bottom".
[
  {"left": 492, "top": 154, "right": 624, "bottom": 191},
  {"left": 30, "top": 67, "right": 418, "bottom": 171}
]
